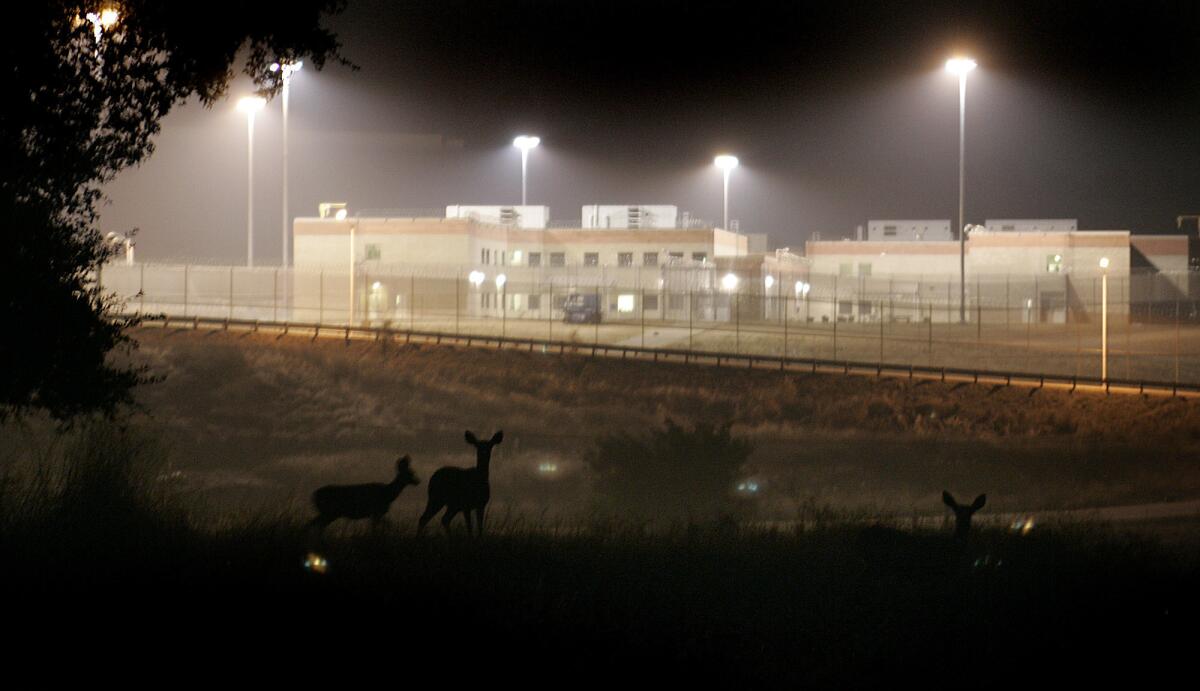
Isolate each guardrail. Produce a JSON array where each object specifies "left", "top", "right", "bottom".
[{"left": 131, "top": 313, "right": 1200, "bottom": 399}]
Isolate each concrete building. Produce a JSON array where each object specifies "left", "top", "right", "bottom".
[
  {"left": 985, "top": 219, "right": 1078, "bottom": 232},
  {"left": 445, "top": 205, "right": 549, "bottom": 229},
  {"left": 581, "top": 205, "right": 678, "bottom": 229},
  {"left": 803, "top": 227, "right": 1188, "bottom": 324},
  {"left": 867, "top": 220, "right": 953, "bottom": 242},
  {"left": 291, "top": 208, "right": 756, "bottom": 324}
]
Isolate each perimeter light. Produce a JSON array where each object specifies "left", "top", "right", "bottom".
[
  {"left": 513, "top": 135, "right": 540, "bottom": 151},
  {"left": 714, "top": 154, "right": 739, "bottom": 171},
  {"left": 945, "top": 57, "right": 977, "bottom": 76},
  {"left": 721, "top": 272, "right": 739, "bottom": 291},
  {"left": 468, "top": 271, "right": 485, "bottom": 286},
  {"left": 237, "top": 96, "right": 266, "bottom": 114},
  {"left": 1099, "top": 257, "right": 1110, "bottom": 269},
  {"left": 495, "top": 273, "right": 507, "bottom": 289}
]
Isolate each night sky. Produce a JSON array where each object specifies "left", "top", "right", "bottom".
[{"left": 101, "top": 0, "right": 1200, "bottom": 262}]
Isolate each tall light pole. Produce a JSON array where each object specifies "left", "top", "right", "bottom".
[
  {"left": 946, "top": 57, "right": 976, "bottom": 324},
  {"left": 1099, "top": 256, "right": 1110, "bottom": 382},
  {"left": 513, "top": 136, "right": 540, "bottom": 205},
  {"left": 237, "top": 96, "right": 266, "bottom": 267},
  {"left": 714, "top": 155, "right": 739, "bottom": 230},
  {"left": 271, "top": 60, "right": 302, "bottom": 268}
]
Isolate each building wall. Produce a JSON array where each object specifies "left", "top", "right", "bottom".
[
  {"left": 581, "top": 205, "right": 679, "bottom": 229},
  {"left": 445, "top": 205, "right": 550, "bottom": 229},
  {"left": 866, "top": 220, "right": 952, "bottom": 242},
  {"left": 984, "top": 219, "right": 1078, "bottom": 232}
]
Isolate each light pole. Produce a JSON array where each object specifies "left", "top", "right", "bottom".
[
  {"left": 946, "top": 57, "right": 976, "bottom": 324},
  {"left": 1099, "top": 256, "right": 1110, "bottom": 382},
  {"left": 513, "top": 136, "right": 540, "bottom": 205},
  {"left": 237, "top": 96, "right": 266, "bottom": 267},
  {"left": 271, "top": 60, "right": 302, "bottom": 268},
  {"left": 714, "top": 155, "right": 739, "bottom": 230}
]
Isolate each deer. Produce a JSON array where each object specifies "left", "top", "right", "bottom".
[
  {"left": 309, "top": 456, "right": 420, "bottom": 530},
  {"left": 942, "top": 490, "right": 987, "bottom": 541},
  {"left": 418, "top": 430, "right": 503, "bottom": 535}
]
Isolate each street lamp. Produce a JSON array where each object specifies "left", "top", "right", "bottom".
[
  {"left": 271, "top": 60, "right": 303, "bottom": 268},
  {"left": 714, "top": 155, "right": 739, "bottom": 230},
  {"left": 513, "top": 136, "right": 540, "bottom": 205},
  {"left": 468, "top": 270, "right": 486, "bottom": 287},
  {"left": 721, "top": 272, "right": 739, "bottom": 292},
  {"left": 946, "top": 56, "right": 976, "bottom": 323},
  {"left": 237, "top": 96, "right": 266, "bottom": 267},
  {"left": 1099, "top": 256, "right": 1110, "bottom": 382}
]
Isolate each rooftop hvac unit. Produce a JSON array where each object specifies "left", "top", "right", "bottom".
[
  {"left": 627, "top": 206, "right": 641, "bottom": 229},
  {"left": 499, "top": 207, "right": 517, "bottom": 225}
]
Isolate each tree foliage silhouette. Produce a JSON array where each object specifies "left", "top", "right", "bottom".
[{"left": 1, "top": 2, "right": 347, "bottom": 420}]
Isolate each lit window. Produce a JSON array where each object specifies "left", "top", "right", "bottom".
[
  {"left": 1046, "top": 254, "right": 1064, "bottom": 273},
  {"left": 617, "top": 294, "right": 636, "bottom": 313}
]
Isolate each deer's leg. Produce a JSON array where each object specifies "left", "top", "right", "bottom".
[
  {"left": 475, "top": 506, "right": 486, "bottom": 536},
  {"left": 461, "top": 509, "right": 474, "bottom": 536},
  {"left": 441, "top": 508, "right": 457, "bottom": 534},
  {"left": 418, "top": 502, "right": 442, "bottom": 534}
]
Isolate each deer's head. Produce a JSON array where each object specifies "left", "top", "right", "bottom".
[
  {"left": 394, "top": 455, "right": 420, "bottom": 487},
  {"left": 943, "top": 490, "right": 986, "bottom": 539},
  {"left": 465, "top": 430, "right": 504, "bottom": 470}
]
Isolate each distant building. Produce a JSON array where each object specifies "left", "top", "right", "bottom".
[
  {"left": 867, "top": 220, "right": 953, "bottom": 241},
  {"left": 581, "top": 205, "right": 678, "bottom": 229},
  {"left": 445, "top": 205, "right": 549, "bottom": 229},
  {"left": 984, "top": 219, "right": 1078, "bottom": 232}
]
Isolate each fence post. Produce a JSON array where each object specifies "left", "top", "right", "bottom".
[
  {"left": 783, "top": 292, "right": 789, "bottom": 359},
  {"left": 688, "top": 288, "right": 694, "bottom": 353},
  {"left": 411, "top": 273, "right": 416, "bottom": 333},
  {"left": 319, "top": 269, "right": 324, "bottom": 325},
  {"left": 641, "top": 286, "right": 646, "bottom": 348},
  {"left": 139, "top": 262, "right": 145, "bottom": 314},
  {"left": 228, "top": 266, "right": 234, "bottom": 321},
  {"left": 833, "top": 274, "right": 839, "bottom": 360},
  {"left": 879, "top": 299, "right": 884, "bottom": 367},
  {"left": 273, "top": 268, "right": 279, "bottom": 322},
  {"left": 1005, "top": 275, "right": 1010, "bottom": 329},
  {"left": 976, "top": 276, "right": 981, "bottom": 342},
  {"left": 183, "top": 264, "right": 189, "bottom": 317},
  {"left": 735, "top": 290, "right": 740, "bottom": 355},
  {"left": 455, "top": 268, "right": 460, "bottom": 337},
  {"left": 1176, "top": 299, "right": 1181, "bottom": 384},
  {"left": 548, "top": 282, "right": 553, "bottom": 343}
]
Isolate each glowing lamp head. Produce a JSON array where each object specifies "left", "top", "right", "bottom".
[
  {"left": 1099, "top": 257, "right": 1110, "bottom": 269},
  {"left": 513, "top": 135, "right": 541, "bottom": 152},
  {"left": 945, "top": 57, "right": 978, "bottom": 76},
  {"left": 334, "top": 209, "right": 348, "bottom": 221},
  {"left": 764, "top": 275, "right": 775, "bottom": 289},
  {"left": 714, "top": 154, "right": 739, "bottom": 172},
  {"left": 721, "top": 272, "right": 739, "bottom": 291},
  {"left": 468, "top": 271, "right": 485, "bottom": 287},
  {"left": 795, "top": 280, "right": 811, "bottom": 296},
  {"left": 237, "top": 96, "right": 266, "bottom": 114},
  {"left": 495, "top": 274, "right": 507, "bottom": 289}
]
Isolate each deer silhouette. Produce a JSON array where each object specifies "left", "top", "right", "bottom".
[
  {"left": 309, "top": 456, "right": 420, "bottom": 530},
  {"left": 942, "top": 490, "right": 986, "bottom": 540},
  {"left": 418, "top": 430, "right": 503, "bottom": 535}
]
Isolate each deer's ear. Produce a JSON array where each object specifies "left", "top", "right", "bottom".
[
  {"left": 971, "top": 494, "right": 987, "bottom": 510},
  {"left": 942, "top": 490, "right": 958, "bottom": 509},
  {"left": 398, "top": 455, "right": 411, "bottom": 468},
  {"left": 491, "top": 431, "right": 504, "bottom": 444},
  {"left": 465, "top": 431, "right": 479, "bottom": 444}
]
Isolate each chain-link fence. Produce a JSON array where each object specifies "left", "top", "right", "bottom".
[{"left": 99, "top": 262, "right": 1200, "bottom": 386}]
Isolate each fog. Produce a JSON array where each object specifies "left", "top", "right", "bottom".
[{"left": 98, "top": 1, "right": 1200, "bottom": 263}]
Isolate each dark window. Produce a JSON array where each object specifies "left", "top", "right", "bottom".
[
  {"left": 550, "top": 252, "right": 565, "bottom": 267},
  {"left": 643, "top": 252, "right": 659, "bottom": 266},
  {"left": 668, "top": 251, "right": 684, "bottom": 261},
  {"left": 528, "top": 294, "right": 541, "bottom": 310},
  {"left": 584, "top": 252, "right": 599, "bottom": 266},
  {"left": 668, "top": 294, "right": 684, "bottom": 310},
  {"left": 644, "top": 295, "right": 659, "bottom": 311},
  {"left": 618, "top": 252, "right": 633, "bottom": 267},
  {"left": 528, "top": 252, "right": 542, "bottom": 267},
  {"left": 692, "top": 252, "right": 707, "bottom": 262},
  {"left": 365, "top": 244, "right": 381, "bottom": 260}
]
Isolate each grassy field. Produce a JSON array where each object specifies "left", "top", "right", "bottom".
[
  {"left": 7, "top": 326, "right": 1188, "bottom": 524},
  {"left": 2, "top": 328, "right": 1199, "bottom": 682}
]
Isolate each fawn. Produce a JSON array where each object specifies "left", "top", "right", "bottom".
[
  {"left": 942, "top": 490, "right": 987, "bottom": 540},
  {"left": 309, "top": 456, "right": 420, "bottom": 530},
  {"left": 418, "top": 430, "right": 503, "bottom": 535}
]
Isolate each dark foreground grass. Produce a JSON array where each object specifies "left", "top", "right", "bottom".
[
  {"left": 2, "top": 425, "right": 1197, "bottom": 686},
  {"left": 2, "top": 502, "right": 1196, "bottom": 686}
]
